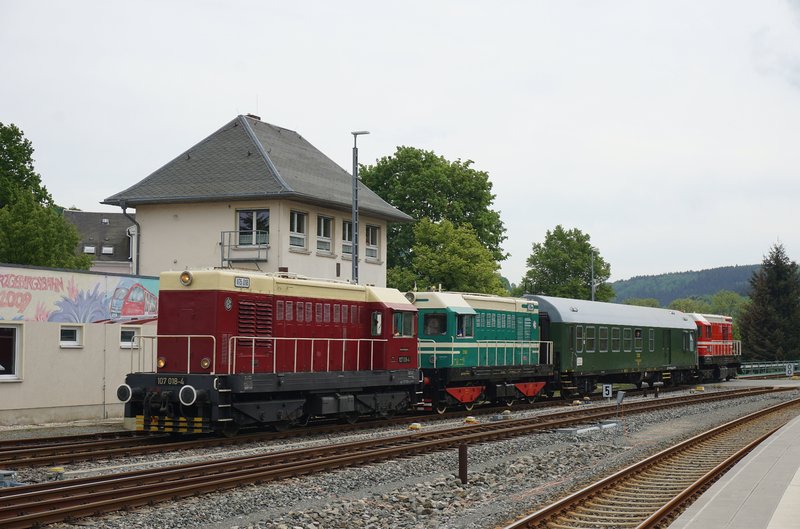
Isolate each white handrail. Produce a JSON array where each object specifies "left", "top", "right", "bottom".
[{"left": 137, "top": 335, "right": 217, "bottom": 374}]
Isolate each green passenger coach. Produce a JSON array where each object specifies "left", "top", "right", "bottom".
[
  {"left": 409, "top": 291, "right": 554, "bottom": 413},
  {"left": 528, "top": 295, "right": 698, "bottom": 397}
]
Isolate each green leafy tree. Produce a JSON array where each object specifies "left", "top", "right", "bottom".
[
  {"left": 668, "top": 297, "right": 712, "bottom": 313},
  {"left": 390, "top": 219, "right": 506, "bottom": 295},
  {"left": 359, "top": 146, "right": 507, "bottom": 269},
  {"left": 623, "top": 298, "right": 661, "bottom": 307},
  {"left": 0, "top": 123, "right": 52, "bottom": 208},
  {"left": 738, "top": 244, "right": 800, "bottom": 361},
  {"left": 708, "top": 290, "right": 748, "bottom": 320},
  {"left": 520, "top": 225, "right": 614, "bottom": 301},
  {"left": 0, "top": 189, "right": 91, "bottom": 269},
  {"left": 0, "top": 124, "right": 90, "bottom": 270}
]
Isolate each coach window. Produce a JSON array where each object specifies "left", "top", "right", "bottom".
[
  {"left": 59, "top": 325, "right": 84, "bottom": 348},
  {"left": 623, "top": 328, "right": 632, "bottom": 352},
  {"left": 289, "top": 211, "right": 308, "bottom": 249},
  {"left": 238, "top": 209, "right": 269, "bottom": 245},
  {"left": 634, "top": 328, "right": 643, "bottom": 352},
  {"left": 599, "top": 327, "right": 609, "bottom": 352},
  {"left": 371, "top": 311, "right": 383, "bottom": 336},
  {"left": 423, "top": 313, "right": 447, "bottom": 335},
  {"left": 585, "top": 326, "right": 596, "bottom": 352},
  {"left": 393, "top": 312, "right": 414, "bottom": 337},
  {"left": 574, "top": 326, "right": 583, "bottom": 353},
  {"left": 611, "top": 328, "right": 621, "bottom": 352},
  {"left": 649, "top": 329, "right": 655, "bottom": 352},
  {"left": 457, "top": 314, "right": 474, "bottom": 338},
  {"left": 0, "top": 326, "right": 21, "bottom": 381}
]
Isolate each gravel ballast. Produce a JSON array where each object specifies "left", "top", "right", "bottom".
[{"left": 6, "top": 383, "right": 798, "bottom": 529}]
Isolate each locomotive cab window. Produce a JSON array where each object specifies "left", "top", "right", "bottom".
[
  {"left": 456, "top": 314, "right": 474, "bottom": 338},
  {"left": 371, "top": 311, "right": 383, "bottom": 336},
  {"left": 423, "top": 313, "right": 447, "bottom": 335},
  {"left": 393, "top": 312, "right": 414, "bottom": 337}
]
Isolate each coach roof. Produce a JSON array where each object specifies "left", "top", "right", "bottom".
[
  {"left": 103, "top": 115, "right": 412, "bottom": 223},
  {"left": 529, "top": 295, "right": 695, "bottom": 330}
]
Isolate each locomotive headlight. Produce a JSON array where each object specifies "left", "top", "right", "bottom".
[
  {"left": 157, "top": 356, "right": 166, "bottom": 369},
  {"left": 116, "top": 383, "right": 132, "bottom": 403},
  {"left": 200, "top": 357, "right": 211, "bottom": 369},
  {"left": 179, "top": 271, "right": 193, "bottom": 286},
  {"left": 179, "top": 385, "right": 198, "bottom": 406}
]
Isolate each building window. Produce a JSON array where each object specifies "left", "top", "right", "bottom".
[
  {"left": 316, "top": 215, "right": 333, "bottom": 253},
  {"left": 60, "top": 325, "right": 83, "bottom": 348},
  {"left": 0, "top": 326, "right": 21, "bottom": 381},
  {"left": 238, "top": 209, "right": 269, "bottom": 246},
  {"left": 342, "top": 221, "right": 353, "bottom": 255},
  {"left": 101, "top": 246, "right": 114, "bottom": 255},
  {"left": 365, "top": 225, "right": 380, "bottom": 259},
  {"left": 83, "top": 245, "right": 96, "bottom": 254},
  {"left": 120, "top": 327, "right": 140, "bottom": 349},
  {"left": 290, "top": 211, "right": 307, "bottom": 248}
]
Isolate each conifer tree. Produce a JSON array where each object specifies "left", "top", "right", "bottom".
[{"left": 738, "top": 244, "right": 800, "bottom": 360}]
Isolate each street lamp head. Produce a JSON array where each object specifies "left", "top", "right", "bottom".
[{"left": 351, "top": 130, "right": 370, "bottom": 136}]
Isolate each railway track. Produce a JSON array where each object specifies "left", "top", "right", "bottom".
[
  {"left": 0, "top": 387, "right": 790, "bottom": 528},
  {"left": 500, "top": 397, "right": 800, "bottom": 529},
  {"left": 0, "top": 386, "right": 780, "bottom": 468}
]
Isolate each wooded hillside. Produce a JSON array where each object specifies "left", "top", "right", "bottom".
[{"left": 611, "top": 265, "right": 758, "bottom": 307}]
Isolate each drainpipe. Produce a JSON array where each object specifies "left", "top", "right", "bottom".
[{"left": 120, "top": 200, "right": 140, "bottom": 275}]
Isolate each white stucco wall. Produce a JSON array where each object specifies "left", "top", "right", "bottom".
[
  {"left": 0, "top": 321, "right": 156, "bottom": 426},
  {"left": 136, "top": 200, "right": 388, "bottom": 286}
]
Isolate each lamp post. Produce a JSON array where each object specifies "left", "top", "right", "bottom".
[{"left": 351, "top": 130, "right": 369, "bottom": 284}]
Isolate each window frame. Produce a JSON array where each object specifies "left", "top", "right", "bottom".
[
  {"left": 649, "top": 328, "right": 655, "bottom": 353},
  {"left": 59, "top": 325, "right": 84, "bottom": 349},
  {"left": 237, "top": 208, "right": 270, "bottom": 246},
  {"left": 119, "top": 326, "right": 141, "bottom": 349},
  {"left": 289, "top": 210, "right": 308, "bottom": 249},
  {"left": 574, "top": 325, "right": 584, "bottom": 353},
  {"left": 623, "top": 328, "right": 632, "bottom": 352},
  {"left": 0, "top": 325, "right": 22, "bottom": 381},
  {"left": 342, "top": 220, "right": 353, "bottom": 256},
  {"left": 598, "top": 326, "right": 608, "bottom": 352},
  {"left": 365, "top": 224, "right": 380, "bottom": 260},
  {"left": 634, "top": 328, "right": 643, "bottom": 352},
  {"left": 585, "top": 326, "right": 596, "bottom": 352},
  {"left": 316, "top": 215, "right": 333, "bottom": 253},
  {"left": 611, "top": 327, "right": 621, "bottom": 352}
]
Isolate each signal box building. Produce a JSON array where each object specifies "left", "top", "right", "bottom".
[{"left": 103, "top": 115, "right": 411, "bottom": 287}]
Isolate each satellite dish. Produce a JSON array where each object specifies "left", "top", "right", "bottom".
[{"left": 404, "top": 292, "right": 416, "bottom": 303}]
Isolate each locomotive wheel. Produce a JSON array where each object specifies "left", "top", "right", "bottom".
[
  {"left": 464, "top": 401, "right": 475, "bottom": 411},
  {"left": 344, "top": 411, "right": 360, "bottom": 424},
  {"left": 505, "top": 398, "right": 515, "bottom": 407},
  {"left": 435, "top": 403, "right": 448, "bottom": 415},
  {"left": 272, "top": 421, "right": 290, "bottom": 432}
]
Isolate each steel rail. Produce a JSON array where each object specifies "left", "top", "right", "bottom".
[{"left": 500, "top": 398, "right": 800, "bottom": 529}]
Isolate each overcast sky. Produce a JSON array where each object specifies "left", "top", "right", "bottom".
[{"left": 2, "top": 1, "right": 799, "bottom": 283}]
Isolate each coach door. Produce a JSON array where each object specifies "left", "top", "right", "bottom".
[{"left": 662, "top": 329, "right": 671, "bottom": 364}]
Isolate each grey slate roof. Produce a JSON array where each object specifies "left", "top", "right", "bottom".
[
  {"left": 528, "top": 295, "right": 696, "bottom": 330},
  {"left": 63, "top": 211, "right": 134, "bottom": 261},
  {"left": 103, "top": 115, "right": 412, "bottom": 223}
]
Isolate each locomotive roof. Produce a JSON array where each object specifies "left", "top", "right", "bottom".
[
  {"left": 529, "top": 295, "right": 695, "bottom": 330},
  {"left": 460, "top": 293, "right": 538, "bottom": 314},
  {"left": 104, "top": 115, "right": 412, "bottom": 223},
  {"left": 407, "top": 291, "right": 476, "bottom": 315},
  {"left": 689, "top": 313, "right": 732, "bottom": 324},
  {"left": 160, "top": 269, "right": 415, "bottom": 309}
]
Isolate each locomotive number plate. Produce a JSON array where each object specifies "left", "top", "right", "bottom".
[
  {"left": 157, "top": 377, "right": 185, "bottom": 385},
  {"left": 234, "top": 276, "right": 250, "bottom": 288},
  {"left": 398, "top": 355, "right": 411, "bottom": 364}
]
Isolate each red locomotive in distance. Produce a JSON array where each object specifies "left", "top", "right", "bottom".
[{"left": 691, "top": 313, "right": 741, "bottom": 381}]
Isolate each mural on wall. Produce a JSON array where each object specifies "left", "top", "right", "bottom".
[{"left": 0, "top": 266, "right": 158, "bottom": 322}]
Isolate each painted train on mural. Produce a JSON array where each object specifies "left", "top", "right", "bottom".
[{"left": 116, "top": 269, "right": 741, "bottom": 434}]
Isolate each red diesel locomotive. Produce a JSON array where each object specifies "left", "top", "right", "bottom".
[
  {"left": 117, "top": 269, "right": 420, "bottom": 434},
  {"left": 691, "top": 313, "right": 741, "bottom": 381}
]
